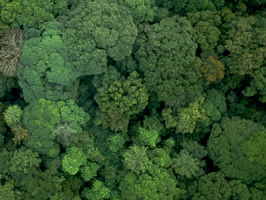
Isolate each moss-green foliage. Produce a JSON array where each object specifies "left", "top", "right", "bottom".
[
  {"left": 107, "top": 134, "right": 125, "bottom": 153},
  {"left": 160, "top": 0, "right": 216, "bottom": 15},
  {"left": 0, "top": 0, "right": 66, "bottom": 34},
  {"left": 12, "top": 167, "right": 66, "bottom": 199},
  {"left": 249, "top": 187, "right": 266, "bottom": 200},
  {"left": 62, "top": 147, "right": 86, "bottom": 175},
  {"left": 114, "top": 55, "right": 138, "bottom": 76},
  {"left": 162, "top": 96, "right": 207, "bottom": 134},
  {"left": 176, "top": 96, "right": 207, "bottom": 134},
  {"left": 118, "top": 165, "right": 181, "bottom": 200},
  {"left": 181, "top": 141, "right": 208, "bottom": 159},
  {"left": 80, "top": 162, "right": 100, "bottom": 182},
  {"left": 22, "top": 98, "right": 89, "bottom": 154},
  {"left": 135, "top": 15, "right": 203, "bottom": 105},
  {"left": 18, "top": 21, "right": 80, "bottom": 103},
  {"left": 123, "top": 145, "right": 151, "bottom": 175},
  {"left": 81, "top": 180, "right": 111, "bottom": 200},
  {"left": 0, "top": 180, "right": 15, "bottom": 200},
  {"left": 78, "top": 130, "right": 105, "bottom": 163},
  {"left": 62, "top": 0, "right": 138, "bottom": 76},
  {"left": 147, "top": 148, "right": 172, "bottom": 168},
  {"left": 115, "top": 0, "right": 158, "bottom": 25},
  {"left": 187, "top": 10, "right": 222, "bottom": 51},
  {"left": 204, "top": 89, "right": 227, "bottom": 125},
  {"left": 57, "top": 99, "right": 90, "bottom": 134},
  {"left": 172, "top": 149, "right": 200, "bottom": 179},
  {"left": 93, "top": 67, "right": 149, "bottom": 133},
  {"left": 136, "top": 118, "right": 160, "bottom": 148},
  {"left": 207, "top": 116, "right": 266, "bottom": 184},
  {"left": 191, "top": 172, "right": 251, "bottom": 200},
  {"left": 22, "top": 98, "right": 61, "bottom": 155},
  {"left": 248, "top": 178, "right": 266, "bottom": 200},
  {"left": 55, "top": 99, "right": 90, "bottom": 147},
  {"left": 161, "top": 107, "right": 177, "bottom": 128},
  {"left": 224, "top": 15, "right": 266, "bottom": 76},
  {"left": 244, "top": 65, "right": 266, "bottom": 103},
  {"left": 241, "top": 131, "right": 266, "bottom": 166},
  {"left": 9, "top": 146, "right": 41, "bottom": 174},
  {"left": 200, "top": 51, "right": 225, "bottom": 85},
  {"left": 3, "top": 105, "right": 22, "bottom": 128}
]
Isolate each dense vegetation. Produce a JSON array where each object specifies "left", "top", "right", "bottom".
[{"left": 0, "top": 0, "right": 266, "bottom": 199}]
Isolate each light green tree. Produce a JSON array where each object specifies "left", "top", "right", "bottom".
[{"left": 62, "top": 147, "right": 86, "bottom": 175}]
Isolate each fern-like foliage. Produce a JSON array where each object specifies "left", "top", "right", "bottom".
[
  {"left": 137, "top": 118, "right": 160, "bottom": 148},
  {"left": 172, "top": 149, "right": 200, "bottom": 179},
  {"left": 123, "top": 145, "right": 151, "bottom": 175}
]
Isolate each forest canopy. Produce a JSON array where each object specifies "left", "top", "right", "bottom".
[{"left": 0, "top": 0, "right": 266, "bottom": 199}]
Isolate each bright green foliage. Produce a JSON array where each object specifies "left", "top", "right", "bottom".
[
  {"left": 137, "top": 118, "right": 159, "bottom": 148},
  {"left": 181, "top": 141, "right": 208, "bottom": 159},
  {"left": 61, "top": 0, "right": 138, "bottom": 76},
  {"left": 9, "top": 147, "right": 41, "bottom": 174},
  {"left": 207, "top": 116, "right": 266, "bottom": 184},
  {"left": 191, "top": 172, "right": 251, "bottom": 200},
  {"left": 160, "top": 0, "right": 216, "bottom": 15},
  {"left": 0, "top": 0, "right": 61, "bottom": 32},
  {"left": 81, "top": 180, "right": 111, "bottom": 200},
  {"left": 187, "top": 10, "right": 222, "bottom": 51},
  {"left": 0, "top": 180, "right": 15, "bottom": 200},
  {"left": 18, "top": 21, "right": 80, "bottom": 103},
  {"left": 93, "top": 68, "right": 149, "bottom": 133},
  {"left": 241, "top": 131, "right": 266, "bottom": 166},
  {"left": 62, "top": 147, "right": 86, "bottom": 175},
  {"left": 0, "top": 1, "right": 21, "bottom": 24},
  {"left": 224, "top": 15, "right": 266, "bottom": 76},
  {"left": 107, "top": 134, "right": 125, "bottom": 153},
  {"left": 204, "top": 89, "right": 227, "bottom": 125},
  {"left": 176, "top": 96, "right": 207, "bottom": 134},
  {"left": 172, "top": 150, "right": 200, "bottom": 179},
  {"left": 162, "top": 96, "right": 207, "bottom": 134},
  {"left": 135, "top": 15, "right": 203, "bottom": 105},
  {"left": 115, "top": 0, "right": 158, "bottom": 25},
  {"left": 123, "top": 145, "right": 151, "bottom": 175},
  {"left": 3, "top": 105, "right": 22, "bottom": 128},
  {"left": 80, "top": 162, "right": 100, "bottom": 182},
  {"left": 118, "top": 165, "right": 181, "bottom": 200},
  {"left": 22, "top": 98, "right": 61, "bottom": 155}
]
